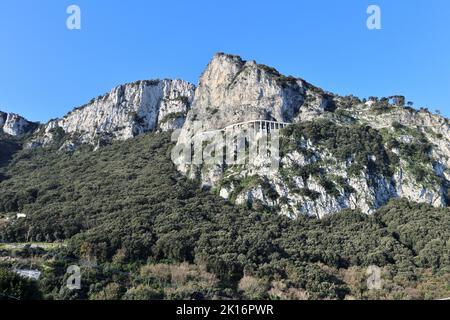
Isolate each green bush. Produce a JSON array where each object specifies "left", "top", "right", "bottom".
[{"left": 0, "top": 268, "right": 42, "bottom": 300}]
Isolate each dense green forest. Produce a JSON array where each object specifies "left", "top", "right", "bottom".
[{"left": 0, "top": 130, "right": 449, "bottom": 300}]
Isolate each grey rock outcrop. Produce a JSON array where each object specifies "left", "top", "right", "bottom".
[
  {"left": 0, "top": 111, "right": 35, "bottom": 136},
  {"left": 174, "top": 53, "right": 450, "bottom": 218},
  {"left": 5, "top": 53, "right": 449, "bottom": 219},
  {"left": 31, "top": 79, "right": 195, "bottom": 147},
  {"left": 177, "top": 53, "right": 328, "bottom": 146}
]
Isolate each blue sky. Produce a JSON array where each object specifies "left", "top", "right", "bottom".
[{"left": 1, "top": 0, "right": 449, "bottom": 122}]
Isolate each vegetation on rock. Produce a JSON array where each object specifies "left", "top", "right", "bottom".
[{"left": 0, "top": 131, "right": 448, "bottom": 300}]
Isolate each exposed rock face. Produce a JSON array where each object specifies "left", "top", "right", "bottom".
[
  {"left": 32, "top": 79, "right": 195, "bottom": 147},
  {"left": 5, "top": 53, "right": 449, "bottom": 218},
  {"left": 174, "top": 53, "right": 450, "bottom": 218},
  {"left": 175, "top": 53, "right": 329, "bottom": 176},
  {"left": 0, "top": 111, "right": 35, "bottom": 136},
  {"left": 177, "top": 53, "right": 328, "bottom": 146}
]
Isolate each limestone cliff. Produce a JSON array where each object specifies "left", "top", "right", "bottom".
[
  {"left": 177, "top": 53, "right": 328, "bottom": 145},
  {"left": 30, "top": 79, "right": 195, "bottom": 148},
  {"left": 0, "top": 111, "right": 36, "bottom": 136},
  {"left": 3, "top": 53, "right": 449, "bottom": 218},
  {"left": 174, "top": 53, "right": 450, "bottom": 218}
]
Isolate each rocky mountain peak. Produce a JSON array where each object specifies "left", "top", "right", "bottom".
[
  {"left": 31, "top": 79, "right": 196, "bottom": 148},
  {"left": 3, "top": 53, "right": 449, "bottom": 219},
  {"left": 188, "top": 53, "right": 307, "bottom": 129},
  {"left": 174, "top": 53, "right": 450, "bottom": 218},
  {"left": 176, "top": 53, "right": 325, "bottom": 153},
  {"left": 0, "top": 111, "right": 36, "bottom": 136}
]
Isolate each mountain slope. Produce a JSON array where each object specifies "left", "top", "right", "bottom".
[
  {"left": 175, "top": 53, "right": 450, "bottom": 217},
  {"left": 0, "top": 131, "right": 448, "bottom": 300},
  {"left": 28, "top": 79, "right": 195, "bottom": 150},
  {"left": 1, "top": 53, "right": 449, "bottom": 218},
  {"left": 0, "top": 52, "right": 449, "bottom": 299},
  {"left": 0, "top": 112, "right": 37, "bottom": 136}
]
